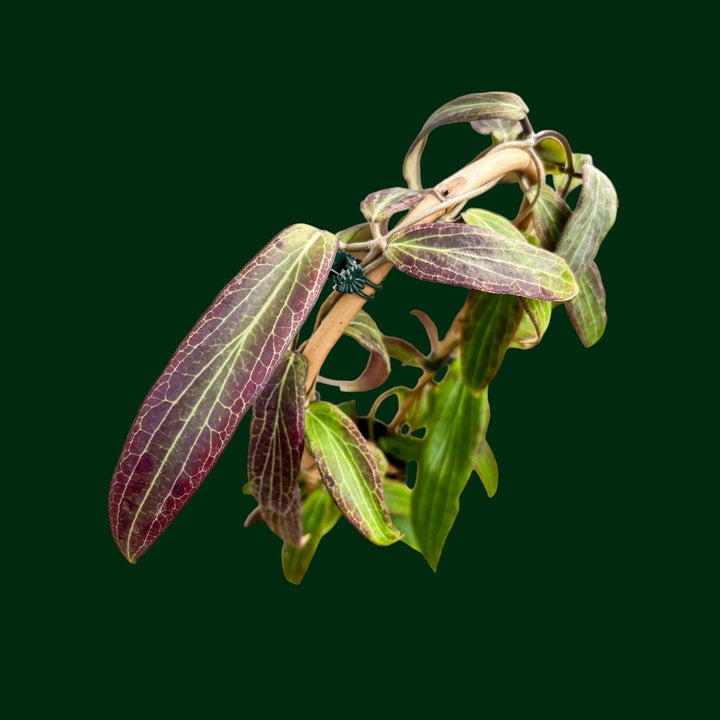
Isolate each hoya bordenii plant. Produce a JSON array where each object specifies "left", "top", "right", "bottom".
[{"left": 110, "top": 92, "right": 618, "bottom": 583}]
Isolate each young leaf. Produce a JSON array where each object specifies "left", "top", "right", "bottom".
[
  {"left": 304, "top": 402, "right": 401, "bottom": 546},
  {"left": 554, "top": 161, "right": 618, "bottom": 276},
  {"left": 382, "top": 480, "right": 420, "bottom": 552},
  {"left": 385, "top": 222, "right": 578, "bottom": 302},
  {"left": 411, "top": 364, "right": 490, "bottom": 570},
  {"left": 474, "top": 439, "right": 498, "bottom": 498},
  {"left": 360, "top": 187, "right": 428, "bottom": 233},
  {"left": 281, "top": 487, "right": 341, "bottom": 585},
  {"left": 403, "top": 92, "right": 528, "bottom": 189},
  {"left": 565, "top": 261, "right": 607, "bottom": 347},
  {"left": 317, "top": 310, "right": 391, "bottom": 392},
  {"left": 109, "top": 224, "right": 337, "bottom": 563},
  {"left": 246, "top": 352, "right": 307, "bottom": 546},
  {"left": 509, "top": 298, "right": 553, "bottom": 350},
  {"left": 382, "top": 336, "right": 426, "bottom": 369},
  {"left": 460, "top": 291, "right": 523, "bottom": 394}
]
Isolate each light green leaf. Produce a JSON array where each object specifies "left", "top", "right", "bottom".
[
  {"left": 509, "top": 298, "right": 553, "bottom": 350},
  {"left": 555, "top": 160, "right": 618, "bottom": 276},
  {"left": 474, "top": 439, "right": 498, "bottom": 498},
  {"left": 565, "top": 261, "right": 607, "bottom": 347},
  {"left": 403, "top": 92, "right": 528, "bottom": 189},
  {"left": 305, "top": 402, "right": 401, "bottom": 546},
  {"left": 281, "top": 487, "right": 341, "bottom": 585},
  {"left": 382, "top": 480, "right": 420, "bottom": 552},
  {"left": 385, "top": 222, "right": 578, "bottom": 302},
  {"left": 411, "top": 364, "right": 490, "bottom": 570},
  {"left": 462, "top": 207, "right": 528, "bottom": 240},
  {"left": 460, "top": 291, "right": 523, "bottom": 394}
]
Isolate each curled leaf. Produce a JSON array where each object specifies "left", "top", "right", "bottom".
[
  {"left": 317, "top": 310, "right": 391, "bottom": 392},
  {"left": 109, "top": 224, "right": 337, "bottom": 563},
  {"left": 305, "top": 402, "right": 401, "bottom": 546},
  {"left": 554, "top": 160, "right": 618, "bottom": 276},
  {"left": 529, "top": 186, "right": 572, "bottom": 251},
  {"left": 360, "top": 187, "right": 428, "bottom": 232},
  {"left": 246, "top": 352, "right": 307, "bottom": 546},
  {"left": 403, "top": 92, "right": 528, "bottom": 189},
  {"left": 385, "top": 222, "right": 578, "bottom": 302}
]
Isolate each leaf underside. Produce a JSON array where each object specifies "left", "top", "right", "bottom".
[{"left": 109, "top": 224, "right": 337, "bottom": 563}]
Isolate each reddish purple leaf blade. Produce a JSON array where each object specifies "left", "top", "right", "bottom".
[
  {"left": 385, "top": 222, "right": 578, "bottom": 302},
  {"left": 109, "top": 224, "right": 337, "bottom": 562},
  {"left": 247, "top": 352, "right": 307, "bottom": 546}
]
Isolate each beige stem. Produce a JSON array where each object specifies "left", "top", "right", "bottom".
[{"left": 303, "top": 146, "right": 537, "bottom": 392}]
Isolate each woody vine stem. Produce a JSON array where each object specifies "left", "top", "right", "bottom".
[{"left": 301, "top": 146, "right": 537, "bottom": 397}]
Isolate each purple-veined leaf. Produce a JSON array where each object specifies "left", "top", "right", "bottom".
[
  {"left": 317, "top": 310, "right": 391, "bottom": 392},
  {"left": 304, "top": 402, "right": 401, "bottom": 546},
  {"left": 246, "top": 351, "right": 307, "bottom": 546},
  {"left": 403, "top": 92, "right": 528, "bottom": 189},
  {"left": 360, "top": 187, "right": 428, "bottom": 233},
  {"left": 460, "top": 291, "right": 523, "bottom": 395},
  {"left": 555, "top": 159, "right": 618, "bottom": 276},
  {"left": 410, "top": 363, "right": 491, "bottom": 570},
  {"left": 565, "top": 261, "right": 607, "bottom": 347},
  {"left": 530, "top": 185, "right": 572, "bottom": 251},
  {"left": 385, "top": 222, "right": 578, "bottom": 302},
  {"left": 281, "top": 486, "right": 341, "bottom": 585},
  {"left": 509, "top": 297, "right": 553, "bottom": 350},
  {"left": 109, "top": 224, "right": 337, "bottom": 563}
]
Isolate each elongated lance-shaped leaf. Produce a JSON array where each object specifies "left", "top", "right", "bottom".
[
  {"left": 109, "top": 224, "right": 337, "bottom": 563},
  {"left": 403, "top": 92, "right": 528, "bottom": 189},
  {"left": 360, "top": 187, "right": 428, "bottom": 233},
  {"left": 281, "top": 487, "right": 341, "bottom": 585},
  {"left": 305, "top": 402, "right": 401, "bottom": 546},
  {"left": 565, "top": 261, "right": 607, "bottom": 347},
  {"left": 530, "top": 186, "right": 572, "bottom": 251},
  {"left": 317, "top": 310, "right": 391, "bottom": 392},
  {"left": 411, "top": 363, "right": 490, "bottom": 570},
  {"left": 246, "top": 352, "right": 307, "bottom": 546},
  {"left": 555, "top": 160, "right": 618, "bottom": 275},
  {"left": 385, "top": 222, "right": 578, "bottom": 302},
  {"left": 460, "top": 291, "right": 523, "bottom": 395}
]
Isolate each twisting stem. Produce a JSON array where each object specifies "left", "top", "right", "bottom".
[{"left": 301, "top": 146, "right": 538, "bottom": 394}]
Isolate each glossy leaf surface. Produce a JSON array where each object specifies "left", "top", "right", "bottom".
[
  {"left": 461, "top": 291, "right": 522, "bottom": 394},
  {"left": 305, "top": 402, "right": 401, "bottom": 546},
  {"left": 246, "top": 352, "right": 307, "bottom": 546},
  {"left": 403, "top": 92, "right": 528, "bottom": 189},
  {"left": 110, "top": 224, "right": 337, "bottom": 562},
  {"left": 385, "top": 222, "right": 578, "bottom": 301},
  {"left": 281, "top": 487, "right": 341, "bottom": 585},
  {"left": 411, "top": 364, "right": 491, "bottom": 570}
]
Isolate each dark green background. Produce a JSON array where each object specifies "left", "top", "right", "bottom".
[{"left": 9, "top": 4, "right": 712, "bottom": 716}]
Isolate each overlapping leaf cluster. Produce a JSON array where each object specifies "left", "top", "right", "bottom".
[{"left": 109, "top": 92, "right": 618, "bottom": 582}]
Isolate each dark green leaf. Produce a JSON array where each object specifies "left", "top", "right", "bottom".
[
  {"left": 109, "top": 224, "right": 337, "bottom": 563},
  {"left": 411, "top": 364, "right": 490, "bottom": 570},
  {"left": 246, "top": 352, "right": 307, "bottom": 546},
  {"left": 281, "top": 487, "right": 341, "bottom": 585},
  {"left": 305, "top": 402, "right": 401, "bottom": 546},
  {"left": 460, "top": 291, "right": 523, "bottom": 394},
  {"left": 555, "top": 161, "right": 618, "bottom": 276},
  {"left": 385, "top": 222, "right": 578, "bottom": 302},
  {"left": 565, "top": 261, "right": 607, "bottom": 347},
  {"left": 403, "top": 92, "right": 528, "bottom": 189}
]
